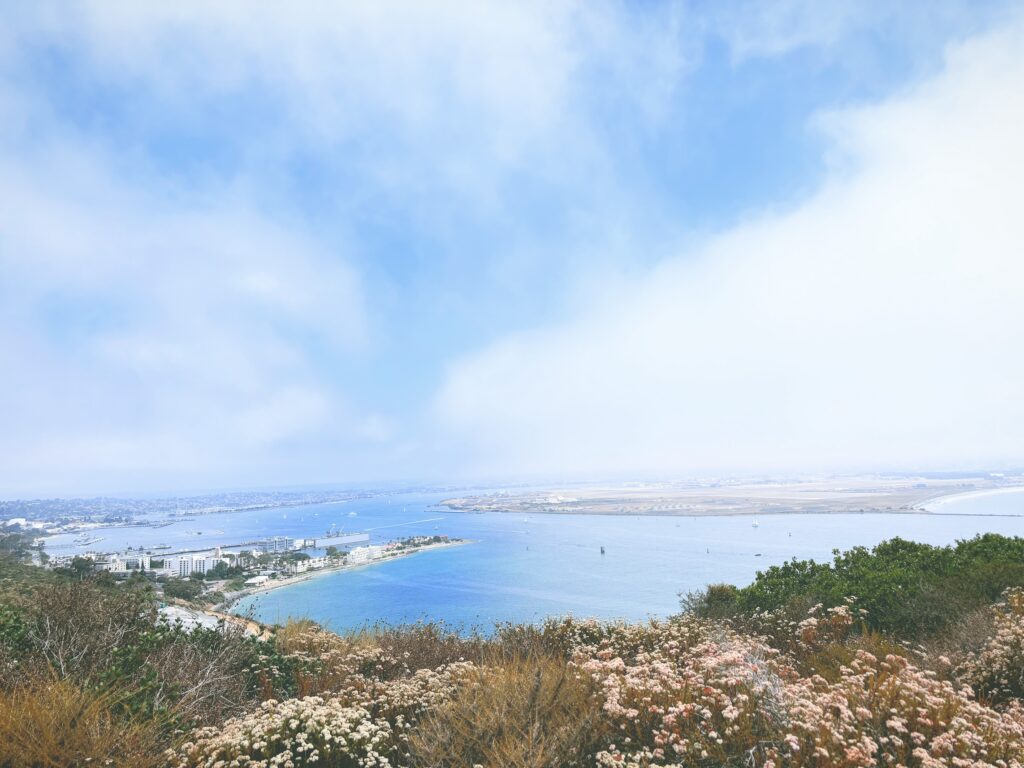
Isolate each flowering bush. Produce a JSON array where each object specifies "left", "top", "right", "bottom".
[
  {"left": 578, "top": 620, "right": 793, "bottom": 766},
  {"left": 173, "top": 608, "right": 1024, "bottom": 768},
  {"left": 173, "top": 662, "right": 472, "bottom": 767},
  {"left": 575, "top": 615, "right": 1024, "bottom": 767},
  {"left": 959, "top": 588, "right": 1024, "bottom": 707},
  {"left": 776, "top": 651, "right": 1024, "bottom": 768}
]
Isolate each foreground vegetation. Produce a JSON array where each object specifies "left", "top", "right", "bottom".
[{"left": 0, "top": 534, "right": 1023, "bottom": 766}]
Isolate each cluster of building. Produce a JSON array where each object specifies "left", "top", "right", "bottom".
[
  {"left": 45, "top": 534, "right": 450, "bottom": 588},
  {"left": 96, "top": 547, "right": 232, "bottom": 578},
  {"left": 59, "top": 541, "right": 392, "bottom": 580},
  {"left": 346, "top": 544, "right": 386, "bottom": 564},
  {"left": 277, "top": 544, "right": 386, "bottom": 574}
]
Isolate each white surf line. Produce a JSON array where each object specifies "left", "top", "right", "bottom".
[{"left": 363, "top": 517, "right": 445, "bottom": 531}]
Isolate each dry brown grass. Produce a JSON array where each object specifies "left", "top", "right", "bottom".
[
  {"left": 0, "top": 677, "right": 165, "bottom": 768},
  {"left": 5, "top": 580, "right": 154, "bottom": 685},
  {"left": 275, "top": 617, "right": 338, "bottom": 655},
  {"left": 361, "top": 622, "right": 487, "bottom": 672},
  {"left": 407, "top": 655, "right": 605, "bottom": 768},
  {"left": 920, "top": 604, "right": 998, "bottom": 673},
  {"left": 798, "top": 630, "right": 909, "bottom": 682}
]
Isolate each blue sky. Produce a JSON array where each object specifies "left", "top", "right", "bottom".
[{"left": 1, "top": 1, "right": 1023, "bottom": 496}]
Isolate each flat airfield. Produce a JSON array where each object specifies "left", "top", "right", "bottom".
[{"left": 441, "top": 475, "right": 1024, "bottom": 518}]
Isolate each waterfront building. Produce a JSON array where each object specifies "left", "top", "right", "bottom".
[
  {"left": 346, "top": 545, "right": 385, "bottom": 565},
  {"left": 97, "top": 552, "right": 151, "bottom": 573},
  {"left": 257, "top": 535, "right": 298, "bottom": 553},
  {"left": 286, "top": 555, "right": 329, "bottom": 574},
  {"left": 163, "top": 549, "right": 229, "bottom": 578}
]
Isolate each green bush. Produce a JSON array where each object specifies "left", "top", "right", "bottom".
[
  {"left": 684, "top": 534, "right": 1024, "bottom": 640},
  {"left": 163, "top": 579, "right": 203, "bottom": 601}
]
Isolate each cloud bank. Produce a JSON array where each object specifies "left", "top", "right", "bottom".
[
  {"left": 436, "top": 20, "right": 1024, "bottom": 478},
  {"left": 0, "top": 1, "right": 688, "bottom": 495},
  {"left": 1, "top": 2, "right": 1021, "bottom": 495}
]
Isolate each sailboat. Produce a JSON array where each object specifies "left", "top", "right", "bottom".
[{"left": 752, "top": 518, "right": 760, "bottom": 528}]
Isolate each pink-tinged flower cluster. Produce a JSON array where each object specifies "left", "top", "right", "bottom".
[
  {"left": 958, "top": 588, "right": 1024, "bottom": 706},
  {"left": 576, "top": 618, "right": 793, "bottom": 767},
  {"left": 172, "top": 610, "right": 1024, "bottom": 768},
  {"left": 574, "top": 616, "right": 1024, "bottom": 768},
  {"left": 777, "top": 650, "right": 1024, "bottom": 768},
  {"left": 739, "top": 599, "right": 867, "bottom": 664}
]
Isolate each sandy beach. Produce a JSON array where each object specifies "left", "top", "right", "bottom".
[
  {"left": 219, "top": 539, "right": 471, "bottom": 614},
  {"left": 920, "top": 485, "right": 1024, "bottom": 512}
]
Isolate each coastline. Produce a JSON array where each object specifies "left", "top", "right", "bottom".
[
  {"left": 220, "top": 539, "right": 471, "bottom": 615},
  {"left": 437, "top": 504, "right": 946, "bottom": 518},
  {"left": 440, "top": 481, "right": 1024, "bottom": 520},
  {"left": 918, "top": 485, "right": 1024, "bottom": 512}
]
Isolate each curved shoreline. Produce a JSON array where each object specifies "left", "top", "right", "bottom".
[
  {"left": 221, "top": 539, "right": 471, "bottom": 616},
  {"left": 918, "top": 485, "right": 1024, "bottom": 512}
]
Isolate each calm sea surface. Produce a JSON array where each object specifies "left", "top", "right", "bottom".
[
  {"left": 237, "top": 488, "right": 1024, "bottom": 631},
  {"left": 43, "top": 487, "right": 1024, "bottom": 632}
]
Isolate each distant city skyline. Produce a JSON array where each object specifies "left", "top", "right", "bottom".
[{"left": 2, "top": 1, "right": 1023, "bottom": 496}]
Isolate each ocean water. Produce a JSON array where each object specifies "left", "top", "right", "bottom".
[
  {"left": 41, "top": 487, "right": 1024, "bottom": 631},
  {"left": 225, "top": 488, "right": 1024, "bottom": 632},
  {"left": 925, "top": 486, "right": 1024, "bottom": 515}
]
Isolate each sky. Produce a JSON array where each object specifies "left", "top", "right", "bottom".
[{"left": 1, "top": 1, "right": 1023, "bottom": 497}]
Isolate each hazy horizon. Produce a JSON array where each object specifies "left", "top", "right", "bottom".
[{"left": 3, "top": 1, "right": 1024, "bottom": 497}]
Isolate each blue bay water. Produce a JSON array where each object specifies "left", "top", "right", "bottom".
[
  {"left": 234, "top": 489, "right": 1024, "bottom": 632},
  {"left": 42, "top": 488, "right": 1024, "bottom": 632}
]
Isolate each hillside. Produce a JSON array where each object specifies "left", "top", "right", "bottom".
[{"left": 0, "top": 536, "right": 1022, "bottom": 767}]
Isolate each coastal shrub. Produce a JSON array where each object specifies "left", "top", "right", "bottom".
[
  {"left": 135, "top": 622, "right": 267, "bottom": 724},
  {"left": 164, "top": 578, "right": 205, "bottom": 601},
  {"left": 679, "top": 582, "right": 740, "bottom": 619},
  {"left": 958, "top": 587, "right": 1024, "bottom": 707},
  {"left": 7, "top": 541, "right": 1024, "bottom": 767},
  {"left": 173, "top": 661, "right": 474, "bottom": 767},
  {"left": 174, "top": 612, "right": 1024, "bottom": 767},
  {"left": 407, "top": 656, "right": 605, "bottom": 767},
  {"left": 0, "top": 577, "right": 274, "bottom": 728},
  {"left": 686, "top": 535, "right": 1024, "bottom": 640},
  {"left": 5, "top": 579, "right": 155, "bottom": 682},
  {"left": 575, "top": 615, "right": 1024, "bottom": 768},
  {"left": 0, "top": 677, "right": 164, "bottom": 768},
  {"left": 365, "top": 621, "right": 485, "bottom": 673},
  {"left": 0, "top": 555, "right": 55, "bottom": 606}
]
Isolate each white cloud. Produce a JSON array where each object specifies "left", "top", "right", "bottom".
[
  {"left": 0, "top": 1, "right": 690, "bottom": 495},
  {"left": 12, "top": 1, "right": 688, "bottom": 208},
  {"left": 435, "top": 19, "right": 1024, "bottom": 478},
  {"left": 702, "top": 0, "right": 874, "bottom": 60},
  {"left": 0, "top": 94, "right": 370, "bottom": 493}
]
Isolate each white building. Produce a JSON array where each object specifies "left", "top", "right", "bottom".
[
  {"left": 286, "top": 555, "right": 329, "bottom": 574},
  {"left": 162, "top": 548, "right": 229, "bottom": 578},
  {"left": 346, "top": 545, "right": 385, "bottom": 565},
  {"left": 257, "top": 536, "right": 298, "bottom": 553},
  {"left": 244, "top": 575, "right": 269, "bottom": 586},
  {"left": 98, "top": 552, "right": 151, "bottom": 573}
]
